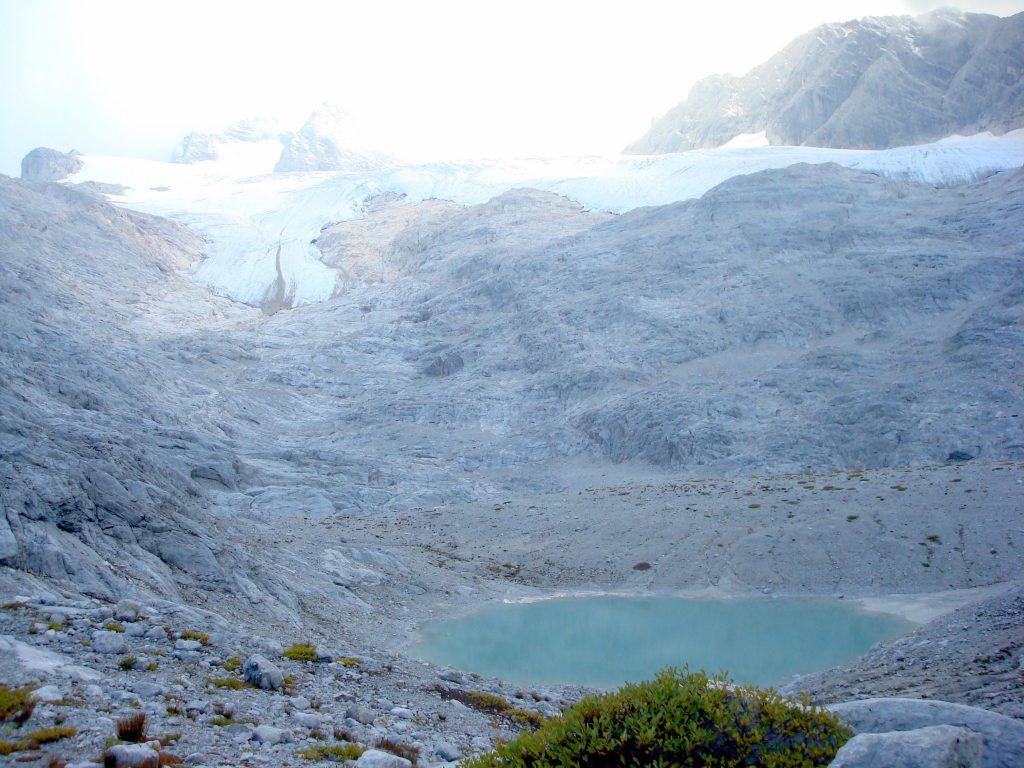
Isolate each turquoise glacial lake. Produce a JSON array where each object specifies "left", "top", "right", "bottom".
[{"left": 411, "top": 595, "right": 913, "bottom": 689}]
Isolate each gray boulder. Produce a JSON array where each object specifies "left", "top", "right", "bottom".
[
  {"left": 252, "top": 724, "right": 290, "bottom": 745},
  {"left": 829, "top": 725, "right": 983, "bottom": 768},
  {"left": 345, "top": 704, "right": 376, "bottom": 725},
  {"left": 91, "top": 630, "right": 128, "bottom": 654},
  {"left": 434, "top": 741, "right": 462, "bottom": 761},
  {"left": 243, "top": 655, "right": 283, "bottom": 691},
  {"left": 355, "top": 750, "right": 412, "bottom": 768},
  {"left": 292, "top": 711, "right": 322, "bottom": 729},
  {"left": 20, "top": 147, "right": 83, "bottom": 181},
  {"left": 829, "top": 698, "right": 1024, "bottom": 768},
  {"left": 103, "top": 744, "right": 159, "bottom": 768},
  {"left": 114, "top": 599, "right": 141, "bottom": 621}
]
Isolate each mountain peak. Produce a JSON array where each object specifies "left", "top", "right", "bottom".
[{"left": 625, "top": 10, "right": 1024, "bottom": 154}]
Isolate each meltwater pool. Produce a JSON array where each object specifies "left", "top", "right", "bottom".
[{"left": 410, "top": 595, "right": 912, "bottom": 689}]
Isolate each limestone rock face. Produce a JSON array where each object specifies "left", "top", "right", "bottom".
[
  {"left": 625, "top": 9, "right": 1024, "bottom": 153},
  {"left": 20, "top": 147, "right": 82, "bottom": 181}
]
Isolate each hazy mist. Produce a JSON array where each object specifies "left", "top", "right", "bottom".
[{"left": 1, "top": 0, "right": 1022, "bottom": 175}]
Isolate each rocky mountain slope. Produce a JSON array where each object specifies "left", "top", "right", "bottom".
[
  {"left": 2, "top": 161, "right": 1022, "bottom": 605},
  {"left": 2, "top": 145, "right": 1023, "bottom": 765},
  {"left": 626, "top": 9, "right": 1024, "bottom": 154}
]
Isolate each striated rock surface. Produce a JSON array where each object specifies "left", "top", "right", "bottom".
[
  {"left": 20, "top": 147, "right": 83, "bottom": 181},
  {"left": 626, "top": 9, "right": 1024, "bottom": 153}
]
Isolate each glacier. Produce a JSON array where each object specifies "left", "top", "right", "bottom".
[{"left": 67, "top": 130, "right": 1024, "bottom": 310}]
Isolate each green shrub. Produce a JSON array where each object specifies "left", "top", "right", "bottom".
[
  {"left": 23, "top": 725, "right": 77, "bottom": 744},
  {"left": 0, "top": 684, "right": 36, "bottom": 723},
  {"left": 209, "top": 677, "right": 244, "bottom": 690},
  {"left": 296, "top": 743, "right": 365, "bottom": 761},
  {"left": 180, "top": 630, "right": 209, "bottom": 645},
  {"left": 283, "top": 643, "right": 318, "bottom": 662},
  {"left": 105, "top": 622, "right": 125, "bottom": 633},
  {"left": 435, "top": 686, "right": 546, "bottom": 730},
  {"left": 120, "top": 655, "right": 137, "bottom": 670},
  {"left": 462, "top": 668, "right": 851, "bottom": 768},
  {"left": 221, "top": 656, "right": 242, "bottom": 672}
]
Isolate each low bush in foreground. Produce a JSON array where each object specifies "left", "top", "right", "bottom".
[{"left": 462, "top": 668, "right": 851, "bottom": 768}]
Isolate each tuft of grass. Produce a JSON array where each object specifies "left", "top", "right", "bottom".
[
  {"left": 375, "top": 737, "right": 420, "bottom": 765},
  {"left": 0, "top": 684, "right": 37, "bottom": 724},
  {"left": 24, "top": 726, "right": 77, "bottom": 744},
  {"left": 748, "top": 503, "right": 761, "bottom": 509},
  {"left": 435, "top": 687, "right": 545, "bottom": 730},
  {"left": 208, "top": 677, "right": 243, "bottom": 690},
  {"left": 0, "top": 726, "right": 77, "bottom": 755},
  {"left": 179, "top": 630, "right": 209, "bottom": 645},
  {"left": 336, "top": 657, "right": 361, "bottom": 667},
  {"left": 105, "top": 622, "right": 125, "bottom": 633},
  {"left": 220, "top": 656, "right": 241, "bottom": 672},
  {"left": 1, "top": 601, "right": 29, "bottom": 610},
  {"left": 462, "top": 668, "right": 850, "bottom": 768},
  {"left": 333, "top": 725, "right": 357, "bottom": 742},
  {"left": 119, "top": 655, "right": 137, "bottom": 671},
  {"left": 146, "top": 662, "right": 159, "bottom": 672},
  {"left": 116, "top": 712, "right": 147, "bottom": 743},
  {"left": 283, "top": 643, "right": 318, "bottom": 662},
  {"left": 295, "top": 743, "right": 366, "bottom": 762},
  {"left": 159, "top": 732, "right": 182, "bottom": 745},
  {"left": 46, "top": 620, "right": 66, "bottom": 631}
]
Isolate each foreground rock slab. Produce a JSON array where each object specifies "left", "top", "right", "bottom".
[
  {"left": 829, "top": 725, "right": 982, "bottom": 768},
  {"left": 829, "top": 698, "right": 1024, "bottom": 768}
]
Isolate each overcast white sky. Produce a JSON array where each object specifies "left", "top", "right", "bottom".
[{"left": 1, "top": 0, "right": 1022, "bottom": 175}]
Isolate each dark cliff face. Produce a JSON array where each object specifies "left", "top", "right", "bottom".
[{"left": 625, "top": 10, "right": 1024, "bottom": 154}]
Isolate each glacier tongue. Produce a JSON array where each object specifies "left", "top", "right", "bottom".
[{"left": 66, "top": 130, "right": 1024, "bottom": 311}]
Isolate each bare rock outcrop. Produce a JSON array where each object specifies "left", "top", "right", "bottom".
[{"left": 20, "top": 147, "right": 82, "bottom": 181}]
